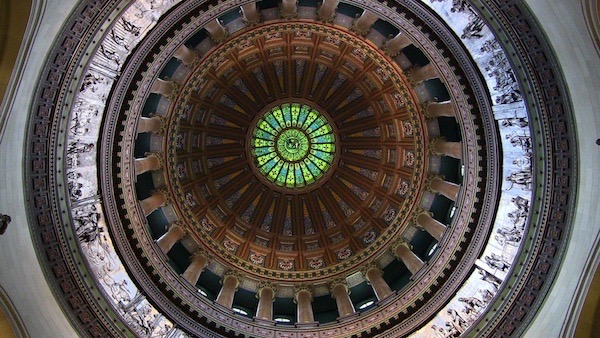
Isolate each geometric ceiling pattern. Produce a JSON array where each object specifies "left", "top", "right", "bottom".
[{"left": 23, "top": 0, "right": 576, "bottom": 337}]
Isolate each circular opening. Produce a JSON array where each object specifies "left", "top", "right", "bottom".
[
  {"left": 250, "top": 102, "right": 336, "bottom": 190},
  {"left": 274, "top": 317, "right": 292, "bottom": 323},
  {"left": 358, "top": 299, "right": 376, "bottom": 310}
]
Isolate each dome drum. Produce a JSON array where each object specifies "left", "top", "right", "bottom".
[{"left": 20, "top": 0, "right": 577, "bottom": 336}]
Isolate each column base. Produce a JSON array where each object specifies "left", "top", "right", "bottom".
[
  {"left": 377, "top": 291, "right": 397, "bottom": 306},
  {"left": 253, "top": 317, "right": 275, "bottom": 325},
  {"left": 408, "top": 262, "right": 428, "bottom": 281},
  {"left": 337, "top": 312, "right": 360, "bottom": 322},
  {"left": 153, "top": 240, "right": 169, "bottom": 260},
  {"left": 295, "top": 321, "right": 319, "bottom": 328}
]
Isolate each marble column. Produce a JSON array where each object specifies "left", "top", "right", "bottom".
[
  {"left": 150, "top": 78, "right": 178, "bottom": 99},
  {"left": 294, "top": 287, "right": 314, "bottom": 323},
  {"left": 216, "top": 273, "right": 240, "bottom": 308},
  {"left": 393, "top": 241, "right": 425, "bottom": 275},
  {"left": 280, "top": 0, "right": 297, "bottom": 18},
  {"left": 137, "top": 116, "right": 164, "bottom": 134},
  {"left": 432, "top": 138, "right": 463, "bottom": 160},
  {"left": 352, "top": 10, "right": 378, "bottom": 35},
  {"left": 241, "top": 3, "right": 260, "bottom": 25},
  {"left": 364, "top": 265, "right": 393, "bottom": 300},
  {"left": 205, "top": 19, "right": 228, "bottom": 43},
  {"left": 140, "top": 191, "right": 167, "bottom": 216},
  {"left": 330, "top": 281, "right": 355, "bottom": 317},
  {"left": 425, "top": 101, "right": 456, "bottom": 118},
  {"left": 384, "top": 32, "right": 412, "bottom": 56},
  {"left": 429, "top": 176, "right": 460, "bottom": 201},
  {"left": 410, "top": 63, "right": 438, "bottom": 84},
  {"left": 317, "top": 0, "right": 339, "bottom": 21},
  {"left": 173, "top": 45, "right": 199, "bottom": 68},
  {"left": 182, "top": 252, "right": 209, "bottom": 285},
  {"left": 156, "top": 224, "right": 185, "bottom": 254},
  {"left": 255, "top": 284, "right": 276, "bottom": 320},
  {"left": 134, "top": 154, "right": 160, "bottom": 176},
  {"left": 416, "top": 212, "right": 447, "bottom": 241}
]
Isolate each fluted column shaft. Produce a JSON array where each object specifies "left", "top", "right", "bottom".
[
  {"left": 140, "top": 191, "right": 167, "bottom": 216},
  {"left": 394, "top": 242, "right": 425, "bottom": 275},
  {"left": 173, "top": 45, "right": 199, "bottom": 67},
  {"left": 353, "top": 10, "right": 378, "bottom": 33},
  {"left": 205, "top": 19, "right": 228, "bottom": 42},
  {"left": 416, "top": 213, "right": 447, "bottom": 241},
  {"left": 412, "top": 63, "right": 438, "bottom": 83},
  {"left": 295, "top": 289, "right": 314, "bottom": 323},
  {"left": 150, "top": 78, "right": 177, "bottom": 97},
  {"left": 256, "top": 286, "right": 275, "bottom": 320},
  {"left": 331, "top": 283, "right": 355, "bottom": 317},
  {"left": 280, "top": 0, "right": 297, "bottom": 17},
  {"left": 365, "top": 267, "right": 393, "bottom": 300},
  {"left": 318, "top": 0, "right": 339, "bottom": 20},
  {"left": 430, "top": 176, "right": 460, "bottom": 201},
  {"left": 156, "top": 224, "right": 184, "bottom": 254},
  {"left": 426, "top": 101, "right": 456, "bottom": 118},
  {"left": 138, "top": 116, "right": 163, "bottom": 134},
  {"left": 432, "top": 139, "right": 463, "bottom": 159},
  {"left": 135, "top": 154, "right": 160, "bottom": 175},
  {"left": 216, "top": 274, "right": 240, "bottom": 308},
  {"left": 241, "top": 3, "right": 260, "bottom": 24},
  {"left": 385, "top": 33, "right": 411, "bottom": 55},
  {"left": 182, "top": 253, "right": 209, "bottom": 285}
]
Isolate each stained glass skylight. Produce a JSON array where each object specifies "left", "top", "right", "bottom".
[{"left": 251, "top": 103, "right": 336, "bottom": 189}]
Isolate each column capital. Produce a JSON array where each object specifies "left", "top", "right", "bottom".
[
  {"left": 428, "top": 137, "right": 445, "bottom": 156},
  {"left": 256, "top": 282, "right": 278, "bottom": 300},
  {"left": 361, "top": 263, "right": 381, "bottom": 282},
  {"left": 316, "top": 0, "right": 339, "bottom": 22},
  {"left": 190, "top": 249, "right": 211, "bottom": 263},
  {"left": 150, "top": 79, "right": 180, "bottom": 101},
  {"left": 279, "top": 0, "right": 298, "bottom": 19},
  {"left": 173, "top": 45, "right": 202, "bottom": 69},
  {"left": 205, "top": 19, "right": 229, "bottom": 43},
  {"left": 221, "top": 270, "right": 242, "bottom": 284},
  {"left": 411, "top": 208, "right": 432, "bottom": 225},
  {"left": 166, "top": 222, "right": 187, "bottom": 239},
  {"left": 329, "top": 279, "right": 350, "bottom": 296},
  {"left": 425, "top": 174, "right": 444, "bottom": 193},
  {"left": 391, "top": 240, "right": 412, "bottom": 256},
  {"left": 166, "top": 221, "right": 188, "bottom": 240},
  {"left": 351, "top": 10, "right": 378, "bottom": 36},
  {"left": 144, "top": 152, "right": 164, "bottom": 170},
  {"left": 240, "top": 3, "right": 261, "bottom": 26},
  {"left": 154, "top": 189, "right": 172, "bottom": 205},
  {"left": 293, "top": 285, "right": 313, "bottom": 303}
]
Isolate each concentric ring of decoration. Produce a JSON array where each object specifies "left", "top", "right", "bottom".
[
  {"left": 161, "top": 21, "right": 430, "bottom": 283},
  {"left": 251, "top": 102, "right": 336, "bottom": 190},
  {"left": 91, "top": 3, "right": 486, "bottom": 337},
  {"left": 22, "top": 3, "right": 571, "bottom": 332}
]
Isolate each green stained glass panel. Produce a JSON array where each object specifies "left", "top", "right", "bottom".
[{"left": 251, "top": 103, "right": 336, "bottom": 189}]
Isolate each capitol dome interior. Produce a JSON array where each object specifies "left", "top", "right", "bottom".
[{"left": 0, "top": 0, "right": 599, "bottom": 337}]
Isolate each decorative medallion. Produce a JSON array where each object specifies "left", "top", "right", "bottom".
[{"left": 251, "top": 103, "right": 336, "bottom": 190}]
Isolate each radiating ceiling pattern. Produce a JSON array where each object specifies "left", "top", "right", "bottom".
[{"left": 23, "top": 0, "right": 576, "bottom": 337}]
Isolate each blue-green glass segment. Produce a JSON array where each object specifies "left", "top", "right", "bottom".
[{"left": 251, "top": 103, "right": 336, "bottom": 189}]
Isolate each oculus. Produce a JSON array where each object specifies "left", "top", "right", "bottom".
[{"left": 251, "top": 103, "right": 336, "bottom": 189}]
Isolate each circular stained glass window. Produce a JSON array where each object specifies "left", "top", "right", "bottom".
[{"left": 251, "top": 103, "right": 336, "bottom": 189}]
